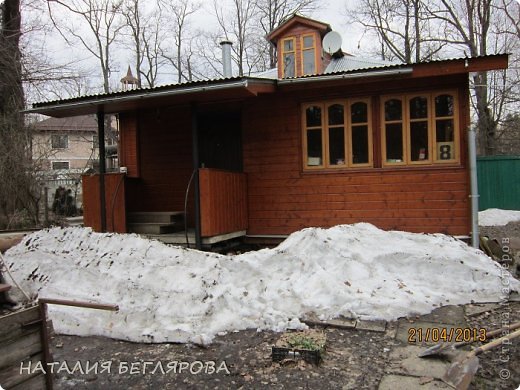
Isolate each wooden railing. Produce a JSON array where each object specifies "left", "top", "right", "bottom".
[
  {"left": 199, "top": 168, "right": 248, "bottom": 237},
  {"left": 82, "top": 173, "right": 127, "bottom": 233}
]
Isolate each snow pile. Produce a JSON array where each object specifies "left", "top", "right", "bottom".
[
  {"left": 479, "top": 208, "right": 520, "bottom": 226},
  {"left": 5, "top": 224, "right": 519, "bottom": 344}
]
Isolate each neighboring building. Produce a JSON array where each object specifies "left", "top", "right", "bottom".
[
  {"left": 27, "top": 15, "right": 509, "bottom": 248},
  {"left": 32, "top": 115, "right": 117, "bottom": 211}
]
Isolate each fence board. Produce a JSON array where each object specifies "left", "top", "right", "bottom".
[{"left": 477, "top": 155, "right": 520, "bottom": 211}]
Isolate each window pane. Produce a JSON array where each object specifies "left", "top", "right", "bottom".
[
  {"left": 328, "top": 104, "right": 344, "bottom": 126},
  {"left": 283, "top": 39, "right": 294, "bottom": 51},
  {"left": 329, "top": 127, "right": 345, "bottom": 165},
  {"left": 435, "top": 94, "right": 454, "bottom": 117},
  {"left": 283, "top": 53, "right": 295, "bottom": 77},
  {"left": 351, "top": 102, "right": 367, "bottom": 123},
  {"left": 52, "top": 161, "right": 69, "bottom": 170},
  {"left": 385, "top": 123, "right": 403, "bottom": 162},
  {"left": 303, "top": 35, "right": 314, "bottom": 48},
  {"left": 385, "top": 99, "right": 402, "bottom": 121},
  {"left": 352, "top": 125, "right": 369, "bottom": 164},
  {"left": 306, "top": 106, "right": 321, "bottom": 127},
  {"left": 410, "top": 121, "right": 429, "bottom": 161},
  {"left": 307, "top": 129, "right": 322, "bottom": 166},
  {"left": 303, "top": 49, "right": 315, "bottom": 75},
  {"left": 51, "top": 135, "right": 68, "bottom": 149},
  {"left": 436, "top": 119, "right": 454, "bottom": 142},
  {"left": 409, "top": 97, "right": 428, "bottom": 119}
]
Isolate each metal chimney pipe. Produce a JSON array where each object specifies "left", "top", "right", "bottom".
[{"left": 220, "top": 40, "right": 233, "bottom": 78}]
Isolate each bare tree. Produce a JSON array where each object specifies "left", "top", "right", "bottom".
[
  {"left": 159, "top": 0, "right": 200, "bottom": 83},
  {"left": 256, "top": 0, "right": 318, "bottom": 68},
  {"left": 121, "top": 0, "right": 168, "bottom": 88},
  {"left": 47, "top": 0, "right": 125, "bottom": 94},
  {"left": 349, "top": 0, "right": 445, "bottom": 63}
]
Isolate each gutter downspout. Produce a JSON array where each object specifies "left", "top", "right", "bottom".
[
  {"left": 97, "top": 110, "right": 107, "bottom": 232},
  {"left": 191, "top": 104, "right": 202, "bottom": 250},
  {"left": 468, "top": 127, "right": 479, "bottom": 248}
]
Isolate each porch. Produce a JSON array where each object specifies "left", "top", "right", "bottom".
[{"left": 81, "top": 168, "right": 248, "bottom": 248}]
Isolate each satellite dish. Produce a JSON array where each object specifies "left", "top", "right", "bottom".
[{"left": 322, "top": 31, "right": 343, "bottom": 55}]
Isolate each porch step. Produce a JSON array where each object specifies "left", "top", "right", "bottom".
[
  {"left": 127, "top": 211, "right": 184, "bottom": 224},
  {"left": 127, "top": 212, "right": 184, "bottom": 235}
]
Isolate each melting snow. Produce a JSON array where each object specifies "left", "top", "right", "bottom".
[
  {"left": 479, "top": 208, "right": 520, "bottom": 226},
  {"left": 4, "top": 224, "right": 519, "bottom": 344}
]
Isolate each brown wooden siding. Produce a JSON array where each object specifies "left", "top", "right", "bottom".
[
  {"left": 82, "top": 173, "right": 126, "bottom": 233},
  {"left": 242, "top": 75, "right": 472, "bottom": 236},
  {"left": 119, "top": 112, "right": 140, "bottom": 177},
  {"left": 125, "top": 107, "right": 194, "bottom": 216},
  {"left": 199, "top": 168, "right": 248, "bottom": 237}
]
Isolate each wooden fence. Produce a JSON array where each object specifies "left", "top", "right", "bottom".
[
  {"left": 477, "top": 155, "right": 520, "bottom": 211},
  {"left": 0, "top": 306, "right": 48, "bottom": 389}
]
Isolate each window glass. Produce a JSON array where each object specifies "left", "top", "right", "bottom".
[
  {"left": 283, "top": 53, "right": 295, "bottom": 78},
  {"left": 435, "top": 94, "right": 454, "bottom": 117},
  {"left": 307, "top": 129, "right": 323, "bottom": 166},
  {"left": 329, "top": 127, "right": 345, "bottom": 165},
  {"left": 409, "top": 97, "right": 428, "bottom": 119},
  {"left": 352, "top": 125, "right": 369, "bottom": 164},
  {"left": 328, "top": 104, "right": 344, "bottom": 126},
  {"left": 385, "top": 124, "right": 403, "bottom": 162},
  {"left": 52, "top": 161, "right": 70, "bottom": 170},
  {"left": 303, "top": 35, "right": 314, "bottom": 48},
  {"left": 303, "top": 49, "right": 315, "bottom": 75},
  {"left": 51, "top": 135, "right": 68, "bottom": 149},
  {"left": 351, "top": 102, "right": 367, "bottom": 123},
  {"left": 306, "top": 106, "right": 321, "bottom": 127},
  {"left": 385, "top": 99, "right": 402, "bottom": 121},
  {"left": 283, "top": 39, "right": 294, "bottom": 51},
  {"left": 436, "top": 119, "right": 454, "bottom": 142},
  {"left": 410, "top": 122, "right": 429, "bottom": 161}
]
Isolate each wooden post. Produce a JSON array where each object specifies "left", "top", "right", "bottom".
[
  {"left": 44, "top": 186, "right": 49, "bottom": 226},
  {"left": 191, "top": 104, "right": 202, "bottom": 250},
  {"left": 97, "top": 110, "right": 107, "bottom": 232}
]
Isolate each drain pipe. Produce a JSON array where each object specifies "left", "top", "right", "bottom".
[{"left": 468, "top": 127, "right": 479, "bottom": 248}]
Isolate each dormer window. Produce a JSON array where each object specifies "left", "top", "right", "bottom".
[
  {"left": 302, "top": 34, "right": 316, "bottom": 75},
  {"left": 268, "top": 15, "right": 331, "bottom": 79},
  {"left": 281, "top": 37, "right": 296, "bottom": 78}
]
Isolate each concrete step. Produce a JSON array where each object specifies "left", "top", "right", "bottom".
[
  {"left": 128, "top": 222, "right": 183, "bottom": 235},
  {"left": 127, "top": 211, "right": 184, "bottom": 224}
]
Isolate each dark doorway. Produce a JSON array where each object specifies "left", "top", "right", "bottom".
[{"left": 198, "top": 112, "right": 242, "bottom": 172}]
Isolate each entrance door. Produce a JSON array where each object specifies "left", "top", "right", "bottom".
[{"left": 198, "top": 112, "right": 242, "bottom": 172}]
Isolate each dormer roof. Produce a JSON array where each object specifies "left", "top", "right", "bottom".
[{"left": 267, "top": 14, "right": 331, "bottom": 45}]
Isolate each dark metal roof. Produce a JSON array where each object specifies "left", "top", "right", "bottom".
[
  {"left": 32, "top": 114, "right": 98, "bottom": 132},
  {"left": 27, "top": 54, "right": 508, "bottom": 117}
]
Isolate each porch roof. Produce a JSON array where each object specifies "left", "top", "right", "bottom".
[{"left": 26, "top": 77, "right": 277, "bottom": 118}]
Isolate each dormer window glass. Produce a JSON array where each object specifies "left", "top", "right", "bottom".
[
  {"left": 302, "top": 34, "right": 316, "bottom": 75},
  {"left": 282, "top": 37, "right": 296, "bottom": 78}
]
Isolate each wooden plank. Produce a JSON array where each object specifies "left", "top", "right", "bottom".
[
  {"left": 0, "top": 306, "right": 41, "bottom": 345},
  {"left": 0, "top": 353, "right": 44, "bottom": 389},
  {"left": 10, "top": 370, "right": 47, "bottom": 390},
  {"left": 0, "top": 330, "right": 42, "bottom": 370}
]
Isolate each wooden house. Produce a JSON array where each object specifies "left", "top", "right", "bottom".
[{"left": 27, "top": 15, "right": 508, "bottom": 248}]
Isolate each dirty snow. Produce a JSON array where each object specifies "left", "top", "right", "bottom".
[
  {"left": 479, "top": 208, "right": 520, "bottom": 226},
  {"left": 4, "top": 224, "right": 519, "bottom": 344}
]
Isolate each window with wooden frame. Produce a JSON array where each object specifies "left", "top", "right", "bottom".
[
  {"left": 302, "top": 99, "right": 373, "bottom": 170},
  {"left": 281, "top": 37, "right": 296, "bottom": 78},
  {"left": 301, "top": 34, "right": 316, "bottom": 75},
  {"left": 52, "top": 161, "right": 70, "bottom": 170},
  {"left": 382, "top": 91, "right": 459, "bottom": 166}
]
